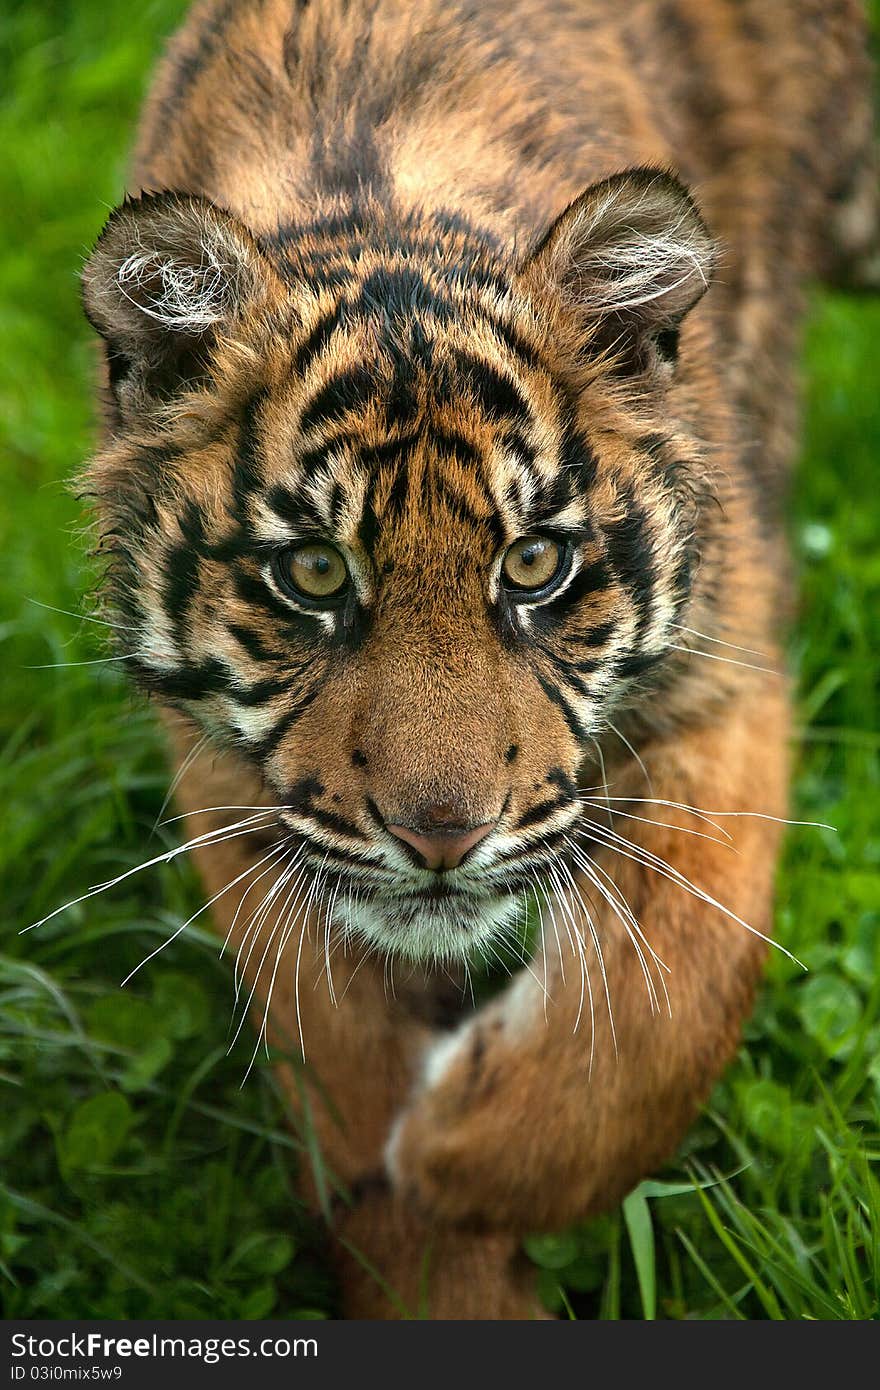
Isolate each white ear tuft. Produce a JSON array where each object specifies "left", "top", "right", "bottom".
[
  {"left": 114, "top": 246, "right": 236, "bottom": 333},
  {"left": 82, "top": 192, "right": 281, "bottom": 412},
  {"left": 520, "top": 168, "right": 716, "bottom": 365}
]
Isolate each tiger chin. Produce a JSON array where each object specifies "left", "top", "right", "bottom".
[{"left": 77, "top": 0, "right": 878, "bottom": 1321}]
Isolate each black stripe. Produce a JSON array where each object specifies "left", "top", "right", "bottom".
[
  {"left": 265, "top": 482, "right": 325, "bottom": 532},
  {"left": 452, "top": 353, "right": 531, "bottom": 426},
  {"left": 531, "top": 468, "right": 574, "bottom": 516},
  {"left": 547, "top": 767, "right": 578, "bottom": 796},
  {"left": 536, "top": 673, "right": 587, "bottom": 741},
  {"left": 227, "top": 622, "right": 286, "bottom": 664},
  {"left": 493, "top": 826, "right": 570, "bottom": 864},
  {"left": 429, "top": 472, "right": 501, "bottom": 541},
  {"left": 351, "top": 266, "right": 452, "bottom": 323},
  {"left": 272, "top": 211, "right": 367, "bottom": 242},
  {"left": 527, "top": 635, "right": 592, "bottom": 696},
  {"left": 300, "top": 365, "right": 377, "bottom": 435},
  {"left": 358, "top": 473, "right": 381, "bottom": 554},
  {"left": 304, "top": 841, "right": 385, "bottom": 872},
  {"left": 357, "top": 433, "right": 420, "bottom": 470},
  {"left": 473, "top": 310, "right": 542, "bottom": 371},
  {"left": 136, "top": 655, "right": 228, "bottom": 704},
  {"left": 514, "top": 796, "right": 573, "bottom": 831},
  {"left": 255, "top": 685, "right": 321, "bottom": 758},
  {"left": 162, "top": 539, "right": 202, "bottom": 650},
  {"left": 576, "top": 619, "right": 617, "bottom": 648},
  {"left": 232, "top": 390, "right": 269, "bottom": 522},
  {"left": 292, "top": 302, "right": 344, "bottom": 376},
  {"left": 429, "top": 208, "right": 501, "bottom": 249},
  {"left": 533, "top": 561, "right": 610, "bottom": 622},
  {"left": 503, "top": 431, "right": 538, "bottom": 470},
  {"left": 233, "top": 567, "right": 315, "bottom": 628},
  {"left": 384, "top": 460, "right": 412, "bottom": 516},
  {"left": 228, "top": 673, "right": 295, "bottom": 708},
  {"left": 432, "top": 430, "right": 478, "bottom": 465},
  {"left": 616, "top": 649, "right": 664, "bottom": 680},
  {"left": 604, "top": 496, "right": 657, "bottom": 634},
  {"left": 328, "top": 479, "right": 347, "bottom": 526},
  {"left": 304, "top": 807, "right": 368, "bottom": 841},
  {"left": 383, "top": 357, "right": 419, "bottom": 423},
  {"left": 559, "top": 426, "right": 598, "bottom": 491},
  {"left": 440, "top": 258, "right": 511, "bottom": 299}
]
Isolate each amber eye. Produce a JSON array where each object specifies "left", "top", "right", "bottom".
[
  {"left": 501, "top": 535, "right": 567, "bottom": 594},
  {"left": 273, "top": 542, "right": 349, "bottom": 604}
]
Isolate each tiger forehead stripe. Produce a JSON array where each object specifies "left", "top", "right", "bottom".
[{"left": 277, "top": 242, "right": 556, "bottom": 442}]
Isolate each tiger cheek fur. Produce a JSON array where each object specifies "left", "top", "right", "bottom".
[{"left": 78, "top": 0, "right": 877, "bottom": 1320}]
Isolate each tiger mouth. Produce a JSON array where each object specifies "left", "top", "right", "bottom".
[
  {"left": 315, "top": 865, "right": 522, "bottom": 960},
  {"left": 394, "top": 883, "right": 469, "bottom": 904}
]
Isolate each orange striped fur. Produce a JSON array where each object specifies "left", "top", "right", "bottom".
[{"left": 80, "top": 0, "right": 877, "bottom": 1318}]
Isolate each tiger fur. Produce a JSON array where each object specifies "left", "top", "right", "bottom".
[{"left": 80, "top": 0, "right": 878, "bottom": 1319}]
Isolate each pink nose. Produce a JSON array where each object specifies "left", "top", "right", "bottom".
[{"left": 386, "top": 820, "right": 495, "bottom": 871}]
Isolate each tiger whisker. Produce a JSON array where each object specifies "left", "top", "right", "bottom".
[
  {"left": 557, "top": 856, "right": 618, "bottom": 1058},
  {"left": 461, "top": 955, "right": 476, "bottom": 1009},
  {"left": 579, "top": 798, "right": 733, "bottom": 848},
  {"left": 254, "top": 865, "right": 319, "bottom": 1070},
  {"left": 482, "top": 906, "right": 548, "bottom": 1000},
  {"left": 120, "top": 838, "right": 287, "bottom": 988},
  {"left": 320, "top": 872, "right": 343, "bottom": 1008},
  {"left": 577, "top": 797, "right": 834, "bottom": 835},
  {"left": 603, "top": 719, "right": 654, "bottom": 796},
  {"left": 219, "top": 837, "right": 295, "bottom": 961},
  {"left": 579, "top": 843, "right": 671, "bottom": 992},
  {"left": 545, "top": 862, "right": 594, "bottom": 1068},
  {"left": 573, "top": 819, "right": 806, "bottom": 969},
  {"left": 152, "top": 731, "right": 213, "bottom": 833},
  {"left": 231, "top": 847, "right": 300, "bottom": 997},
  {"left": 526, "top": 869, "right": 552, "bottom": 1021},
  {"left": 563, "top": 834, "right": 668, "bottom": 1017},
  {"left": 590, "top": 735, "right": 615, "bottom": 829},
  {"left": 291, "top": 855, "right": 332, "bottom": 1060},
  {"left": 576, "top": 792, "right": 735, "bottom": 839},
  {"left": 384, "top": 949, "right": 398, "bottom": 1003},
  {"left": 25, "top": 597, "right": 139, "bottom": 633},
  {"left": 159, "top": 804, "right": 278, "bottom": 826},
  {"left": 668, "top": 642, "right": 779, "bottom": 676},
  {"left": 670, "top": 622, "right": 768, "bottom": 659},
  {"left": 233, "top": 850, "right": 306, "bottom": 1006},
  {"left": 337, "top": 909, "right": 374, "bottom": 1005},
  {"left": 27, "top": 653, "right": 137, "bottom": 669},
  {"left": 536, "top": 874, "right": 566, "bottom": 986},
  {"left": 234, "top": 854, "right": 314, "bottom": 1068},
  {"left": 23, "top": 811, "right": 282, "bottom": 935}
]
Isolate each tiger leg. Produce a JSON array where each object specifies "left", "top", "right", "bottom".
[
  {"left": 386, "top": 687, "right": 790, "bottom": 1232},
  {"left": 332, "top": 1188, "right": 547, "bottom": 1319},
  {"left": 163, "top": 714, "right": 546, "bottom": 1318}
]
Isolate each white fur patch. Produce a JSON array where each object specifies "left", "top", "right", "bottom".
[
  {"left": 421, "top": 1027, "right": 472, "bottom": 1090},
  {"left": 116, "top": 245, "right": 235, "bottom": 332},
  {"left": 383, "top": 1025, "right": 474, "bottom": 1185}
]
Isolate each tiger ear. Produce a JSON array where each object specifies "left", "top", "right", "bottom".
[
  {"left": 518, "top": 167, "right": 716, "bottom": 373},
  {"left": 82, "top": 192, "right": 284, "bottom": 418}
]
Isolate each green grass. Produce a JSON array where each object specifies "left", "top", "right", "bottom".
[{"left": 1, "top": 0, "right": 878, "bottom": 1320}]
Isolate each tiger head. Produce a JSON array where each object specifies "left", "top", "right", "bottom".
[{"left": 81, "top": 168, "right": 717, "bottom": 960}]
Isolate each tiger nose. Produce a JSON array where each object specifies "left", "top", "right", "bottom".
[{"left": 386, "top": 817, "right": 496, "bottom": 871}]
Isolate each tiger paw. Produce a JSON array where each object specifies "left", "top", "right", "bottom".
[{"left": 384, "top": 1017, "right": 576, "bottom": 1230}]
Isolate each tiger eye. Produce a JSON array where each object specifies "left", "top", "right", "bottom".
[
  {"left": 277, "top": 542, "right": 349, "bottom": 601},
  {"left": 501, "top": 535, "right": 564, "bottom": 591}
]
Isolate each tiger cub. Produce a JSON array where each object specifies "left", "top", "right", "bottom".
[{"left": 80, "top": 0, "right": 878, "bottom": 1318}]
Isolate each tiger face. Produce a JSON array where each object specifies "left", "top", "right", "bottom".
[{"left": 82, "top": 170, "right": 716, "bottom": 960}]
